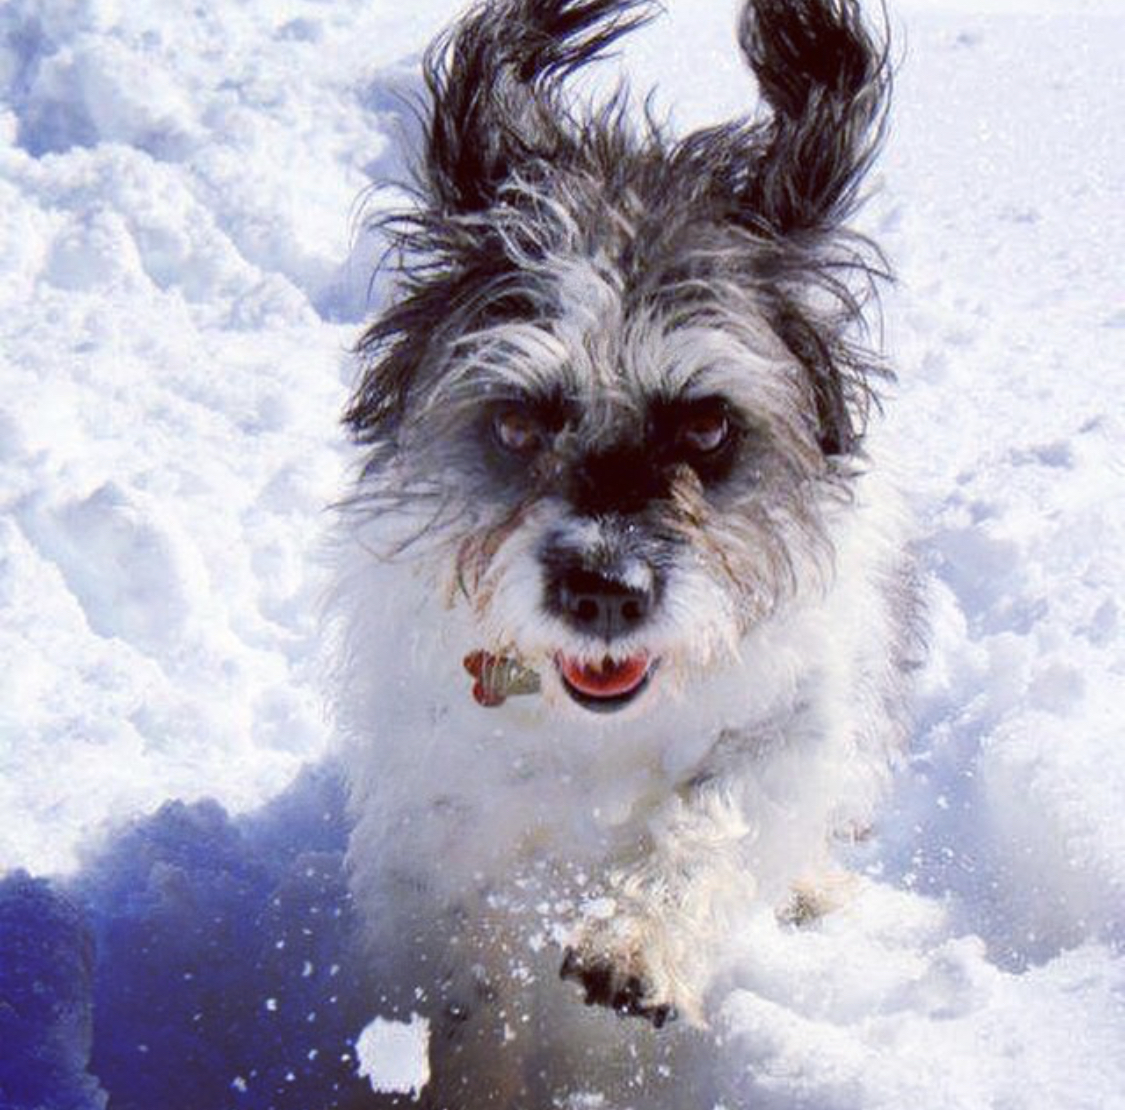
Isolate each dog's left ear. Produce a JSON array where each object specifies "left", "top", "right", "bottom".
[
  {"left": 737, "top": 0, "right": 890, "bottom": 241},
  {"left": 700, "top": 0, "right": 892, "bottom": 456}
]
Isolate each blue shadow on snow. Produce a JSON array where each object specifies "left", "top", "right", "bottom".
[{"left": 0, "top": 761, "right": 384, "bottom": 1110}]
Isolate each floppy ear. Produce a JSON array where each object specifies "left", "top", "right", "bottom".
[
  {"left": 745, "top": 0, "right": 892, "bottom": 457},
  {"left": 739, "top": 0, "right": 890, "bottom": 237},
  {"left": 669, "top": 1, "right": 890, "bottom": 457},
  {"left": 422, "top": 0, "right": 656, "bottom": 214},
  {"left": 346, "top": 1, "right": 657, "bottom": 466}
]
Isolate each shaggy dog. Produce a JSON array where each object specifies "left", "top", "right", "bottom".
[{"left": 333, "top": 0, "right": 914, "bottom": 1105}]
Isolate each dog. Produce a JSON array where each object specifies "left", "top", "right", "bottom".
[{"left": 331, "top": 1, "right": 914, "bottom": 1106}]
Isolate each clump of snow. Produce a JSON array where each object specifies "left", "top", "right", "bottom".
[{"left": 355, "top": 1014, "right": 431, "bottom": 1100}]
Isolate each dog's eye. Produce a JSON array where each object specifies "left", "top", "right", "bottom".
[
  {"left": 493, "top": 407, "right": 543, "bottom": 455},
  {"left": 679, "top": 408, "right": 730, "bottom": 454}
]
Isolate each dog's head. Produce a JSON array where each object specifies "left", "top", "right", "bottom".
[{"left": 346, "top": 0, "right": 891, "bottom": 714}]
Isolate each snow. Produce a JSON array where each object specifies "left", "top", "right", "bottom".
[
  {"left": 1, "top": 0, "right": 1122, "bottom": 1108},
  {"left": 355, "top": 1014, "right": 431, "bottom": 1100},
  {"left": 0, "top": 0, "right": 453, "bottom": 876}
]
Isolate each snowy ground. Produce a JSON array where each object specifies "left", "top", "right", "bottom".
[{"left": 1, "top": 0, "right": 1122, "bottom": 1107}]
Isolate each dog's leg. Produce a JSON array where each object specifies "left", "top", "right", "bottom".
[
  {"left": 361, "top": 889, "right": 536, "bottom": 1110},
  {"left": 561, "top": 771, "right": 756, "bottom": 1028}
]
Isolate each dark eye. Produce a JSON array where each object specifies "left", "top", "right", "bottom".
[
  {"left": 679, "top": 406, "right": 731, "bottom": 454},
  {"left": 493, "top": 406, "right": 543, "bottom": 455}
]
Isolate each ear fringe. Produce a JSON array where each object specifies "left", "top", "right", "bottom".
[
  {"left": 740, "top": 0, "right": 893, "bottom": 454},
  {"left": 739, "top": 0, "right": 892, "bottom": 235},
  {"left": 423, "top": 0, "right": 658, "bottom": 214},
  {"left": 665, "top": 0, "right": 893, "bottom": 455}
]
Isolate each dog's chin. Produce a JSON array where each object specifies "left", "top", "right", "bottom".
[{"left": 554, "top": 652, "right": 658, "bottom": 714}]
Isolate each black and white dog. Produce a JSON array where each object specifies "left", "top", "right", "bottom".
[{"left": 333, "top": 1, "right": 913, "bottom": 1105}]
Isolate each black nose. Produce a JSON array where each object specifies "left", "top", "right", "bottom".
[{"left": 553, "top": 569, "right": 653, "bottom": 640}]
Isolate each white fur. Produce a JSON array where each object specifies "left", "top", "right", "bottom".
[
  {"left": 329, "top": 436, "right": 911, "bottom": 1106},
  {"left": 332, "top": 0, "right": 901, "bottom": 1097}
]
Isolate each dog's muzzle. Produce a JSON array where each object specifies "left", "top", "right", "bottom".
[
  {"left": 553, "top": 567, "right": 653, "bottom": 640},
  {"left": 464, "top": 567, "right": 662, "bottom": 712},
  {"left": 545, "top": 566, "right": 659, "bottom": 712}
]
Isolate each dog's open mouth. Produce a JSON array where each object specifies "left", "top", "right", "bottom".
[{"left": 556, "top": 653, "right": 655, "bottom": 712}]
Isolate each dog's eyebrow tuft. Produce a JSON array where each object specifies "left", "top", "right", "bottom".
[{"left": 487, "top": 385, "right": 577, "bottom": 426}]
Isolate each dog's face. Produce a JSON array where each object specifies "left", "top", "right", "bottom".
[
  {"left": 346, "top": 0, "right": 890, "bottom": 715},
  {"left": 380, "top": 203, "right": 837, "bottom": 714}
]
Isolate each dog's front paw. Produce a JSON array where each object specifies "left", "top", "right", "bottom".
[{"left": 559, "top": 944, "right": 676, "bottom": 1029}]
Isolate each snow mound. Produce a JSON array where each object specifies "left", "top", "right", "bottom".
[
  {"left": 0, "top": 0, "right": 455, "bottom": 874},
  {"left": 0, "top": 764, "right": 390, "bottom": 1110}
]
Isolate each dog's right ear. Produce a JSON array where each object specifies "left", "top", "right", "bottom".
[
  {"left": 347, "top": 1, "right": 657, "bottom": 472},
  {"left": 421, "top": 0, "right": 656, "bottom": 214}
]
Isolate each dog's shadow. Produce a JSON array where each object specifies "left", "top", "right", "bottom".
[{"left": 0, "top": 762, "right": 386, "bottom": 1110}]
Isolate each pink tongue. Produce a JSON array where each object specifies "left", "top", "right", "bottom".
[{"left": 559, "top": 654, "right": 648, "bottom": 698}]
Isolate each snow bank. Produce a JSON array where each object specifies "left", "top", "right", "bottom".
[
  {"left": 0, "top": 872, "right": 106, "bottom": 1110},
  {"left": 0, "top": 0, "right": 452, "bottom": 874},
  {"left": 872, "top": 7, "right": 1125, "bottom": 958},
  {"left": 0, "top": 765, "right": 386, "bottom": 1110},
  {"left": 707, "top": 10, "right": 1125, "bottom": 1106}
]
